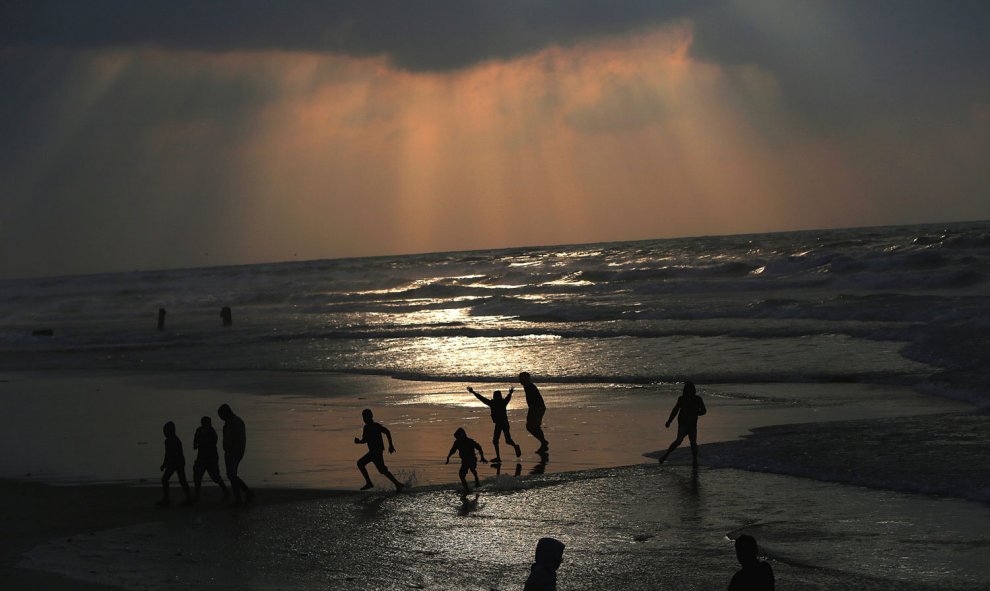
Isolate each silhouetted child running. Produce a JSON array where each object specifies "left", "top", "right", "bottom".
[
  {"left": 728, "top": 534, "right": 775, "bottom": 590},
  {"left": 354, "top": 409, "right": 404, "bottom": 492},
  {"left": 468, "top": 386, "right": 522, "bottom": 462},
  {"left": 445, "top": 427, "right": 488, "bottom": 492},
  {"left": 657, "top": 380, "right": 707, "bottom": 466},
  {"left": 524, "top": 537, "right": 565, "bottom": 591},
  {"left": 158, "top": 421, "right": 193, "bottom": 507},
  {"left": 192, "top": 416, "right": 229, "bottom": 502}
]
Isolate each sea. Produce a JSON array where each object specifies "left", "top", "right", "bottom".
[
  {"left": 5, "top": 221, "right": 990, "bottom": 590},
  {"left": 2, "top": 220, "right": 988, "bottom": 402}
]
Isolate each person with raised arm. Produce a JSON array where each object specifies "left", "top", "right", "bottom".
[{"left": 467, "top": 386, "right": 522, "bottom": 462}]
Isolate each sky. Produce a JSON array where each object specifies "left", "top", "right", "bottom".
[{"left": 1, "top": 0, "right": 988, "bottom": 278}]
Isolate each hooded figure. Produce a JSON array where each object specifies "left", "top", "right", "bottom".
[{"left": 524, "top": 537, "right": 565, "bottom": 591}]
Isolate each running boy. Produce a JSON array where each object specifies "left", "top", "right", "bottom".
[
  {"left": 354, "top": 409, "right": 404, "bottom": 492},
  {"left": 446, "top": 427, "right": 488, "bottom": 492},
  {"left": 468, "top": 386, "right": 522, "bottom": 462}
]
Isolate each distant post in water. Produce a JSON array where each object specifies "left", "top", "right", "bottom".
[
  {"left": 157, "top": 308, "right": 166, "bottom": 331},
  {"left": 220, "top": 306, "right": 232, "bottom": 327}
]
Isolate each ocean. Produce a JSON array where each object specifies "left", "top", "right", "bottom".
[
  {"left": 4, "top": 221, "right": 990, "bottom": 590},
  {"left": 2, "top": 221, "right": 988, "bottom": 402}
]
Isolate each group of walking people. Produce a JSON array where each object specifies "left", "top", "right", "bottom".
[{"left": 157, "top": 403, "right": 252, "bottom": 508}]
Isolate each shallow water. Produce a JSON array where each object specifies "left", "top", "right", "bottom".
[{"left": 22, "top": 465, "right": 990, "bottom": 590}]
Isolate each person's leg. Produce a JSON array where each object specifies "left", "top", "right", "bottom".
[
  {"left": 206, "top": 461, "right": 229, "bottom": 498},
  {"left": 177, "top": 466, "right": 193, "bottom": 504},
  {"left": 226, "top": 454, "right": 249, "bottom": 503},
  {"left": 458, "top": 464, "right": 470, "bottom": 491},
  {"left": 529, "top": 408, "right": 548, "bottom": 449},
  {"left": 502, "top": 421, "right": 522, "bottom": 457},
  {"left": 469, "top": 463, "right": 480, "bottom": 486},
  {"left": 357, "top": 453, "right": 374, "bottom": 489},
  {"left": 374, "top": 456, "right": 403, "bottom": 491},
  {"left": 192, "top": 461, "right": 206, "bottom": 501},
  {"left": 658, "top": 429, "right": 686, "bottom": 464},
  {"left": 492, "top": 424, "right": 503, "bottom": 461},
  {"left": 688, "top": 426, "right": 698, "bottom": 465},
  {"left": 159, "top": 467, "right": 175, "bottom": 505}
]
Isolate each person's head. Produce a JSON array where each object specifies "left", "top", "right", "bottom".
[
  {"left": 519, "top": 371, "right": 531, "bottom": 385},
  {"left": 493, "top": 390, "right": 503, "bottom": 401},
  {"left": 454, "top": 427, "right": 466, "bottom": 440},
  {"left": 200, "top": 416, "right": 212, "bottom": 428},
  {"left": 734, "top": 534, "right": 759, "bottom": 566},
  {"left": 163, "top": 421, "right": 176, "bottom": 437},
  {"left": 362, "top": 408, "right": 374, "bottom": 424},
  {"left": 683, "top": 381, "right": 696, "bottom": 397},
  {"left": 534, "top": 537, "right": 565, "bottom": 572},
  {"left": 217, "top": 404, "right": 233, "bottom": 420}
]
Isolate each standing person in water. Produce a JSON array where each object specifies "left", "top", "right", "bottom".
[
  {"left": 445, "top": 427, "right": 488, "bottom": 492},
  {"left": 354, "top": 408, "right": 404, "bottom": 492},
  {"left": 218, "top": 403, "right": 253, "bottom": 506},
  {"left": 467, "top": 386, "right": 522, "bottom": 462},
  {"left": 157, "top": 421, "right": 193, "bottom": 507},
  {"left": 657, "top": 381, "right": 707, "bottom": 466},
  {"left": 728, "top": 534, "right": 775, "bottom": 591},
  {"left": 518, "top": 372, "right": 549, "bottom": 452},
  {"left": 192, "top": 416, "right": 229, "bottom": 502}
]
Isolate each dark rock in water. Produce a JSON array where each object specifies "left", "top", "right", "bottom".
[{"left": 32, "top": 329, "right": 54, "bottom": 336}]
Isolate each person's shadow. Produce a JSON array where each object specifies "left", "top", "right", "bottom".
[
  {"left": 530, "top": 451, "right": 549, "bottom": 475},
  {"left": 458, "top": 492, "right": 481, "bottom": 516}
]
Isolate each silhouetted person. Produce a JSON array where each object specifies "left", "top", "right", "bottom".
[
  {"left": 445, "top": 427, "right": 488, "bottom": 492},
  {"left": 657, "top": 381, "right": 707, "bottom": 466},
  {"left": 518, "top": 372, "right": 549, "bottom": 452},
  {"left": 157, "top": 308, "right": 166, "bottom": 331},
  {"left": 220, "top": 306, "right": 232, "bottom": 327},
  {"left": 468, "top": 386, "right": 522, "bottom": 462},
  {"left": 524, "top": 537, "right": 565, "bottom": 591},
  {"left": 157, "top": 421, "right": 192, "bottom": 507},
  {"left": 728, "top": 534, "right": 775, "bottom": 591},
  {"left": 192, "top": 416, "right": 229, "bottom": 502},
  {"left": 354, "top": 409, "right": 404, "bottom": 492},
  {"left": 218, "top": 403, "right": 253, "bottom": 506}
]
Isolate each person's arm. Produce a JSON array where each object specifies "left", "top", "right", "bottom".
[
  {"left": 446, "top": 442, "right": 457, "bottom": 464},
  {"left": 160, "top": 447, "right": 167, "bottom": 471},
  {"left": 382, "top": 425, "right": 396, "bottom": 453},
  {"left": 665, "top": 399, "right": 681, "bottom": 428},
  {"left": 193, "top": 429, "right": 201, "bottom": 450},
  {"left": 505, "top": 387, "right": 514, "bottom": 405},
  {"left": 354, "top": 427, "right": 365, "bottom": 445},
  {"left": 468, "top": 387, "right": 490, "bottom": 406},
  {"left": 474, "top": 441, "right": 488, "bottom": 463}
]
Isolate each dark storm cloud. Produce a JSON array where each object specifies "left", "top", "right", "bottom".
[{"left": 2, "top": 0, "right": 701, "bottom": 71}]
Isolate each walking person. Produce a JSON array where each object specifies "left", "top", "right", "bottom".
[
  {"left": 218, "top": 403, "right": 253, "bottom": 506},
  {"left": 518, "top": 372, "right": 549, "bottom": 452},
  {"left": 192, "top": 416, "right": 229, "bottom": 502},
  {"left": 354, "top": 409, "right": 404, "bottom": 492},
  {"left": 467, "top": 386, "right": 521, "bottom": 462},
  {"left": 657, "top": 381, "right": 707, "bottom": 466},
  {"left": 157, "top": 421, "right": 193, "bottom": 507}
]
